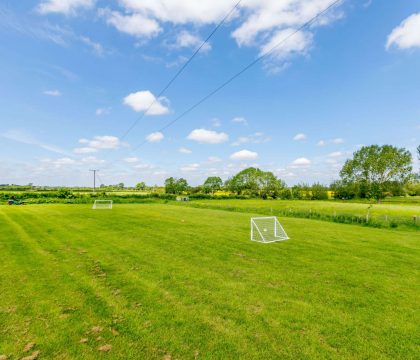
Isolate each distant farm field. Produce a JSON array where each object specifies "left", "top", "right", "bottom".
[
  {"left": 1, "top": 204, "right": 419, "bottom": 359},
  {"left": 185, "top": 199, "right": 420, "bottom": 230}
]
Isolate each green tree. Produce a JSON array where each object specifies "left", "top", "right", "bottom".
[
  {"left": 279, "top": 188, "right": 293, "bottom": 199},
  {"left": 164, "top": 177, "right": 189, "bottom": 194},
  {"left": 164, "top": 177, "right": 176, "bottom": 194},
  {"left": 225, "top": 167, "right": 260, "bottom": 195},
  {"left": 175, "top": 178, "right": 189, "bottom": 194},
  {"left": 256, "top": 171, "right": 286, "bottom": 199},
  {"left": 404, "top": 177, "right": 420, "bottom": 196},
  {"left": 330, "top": 180, "right": 358, "bottom": 200},
  {"left": 340, "top": 145, "right": 412, "bottom": 201},
  {"left": 202, "top": 177, "right": 223, "bottom": 194},
  {"left": 226, "top": 167, "right": 285, "bottom": 198},
  {"left": 136, "top": 182, "right": 146, "bottom": 191},
  {"left": 291, "top": 184, "right": 304, "bottom": 199},
  {"left": 310, "top": 183, "right": 329, "bottom": 200},
  {"left": 291, "top": 183, "right": 312, "bottom": 199}
]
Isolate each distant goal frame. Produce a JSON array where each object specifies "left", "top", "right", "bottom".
[
  {"left": 250, "top": 216, "right": 289, "bottom": 243},
  {"left": 92, "top": 200, "right": 113, "bottom": 210}
]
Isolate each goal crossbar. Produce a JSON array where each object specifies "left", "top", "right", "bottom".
[
  {"left": 251, "top": 216, "right": 289, "bottom": 243},
  {"left": 92, "top": 200, "right": 113, "bottom": 209}
]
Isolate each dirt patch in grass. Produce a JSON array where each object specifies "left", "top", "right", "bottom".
[
  {"left": 98, "top": 344, "right": 112, "bottom": 352},
  {"left": 20, "top": 350, "right": 40, "bottom": 360},
  {"left": 22, "top": 343, "right": 35, "bottom": 353}
]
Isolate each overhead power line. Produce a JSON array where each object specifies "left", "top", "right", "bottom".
[
  {"left": 118, "top": 0, "right": 243, "bottom": 143},
  {"left": 120, "top": 0, "right": 342, "bottom": 158}
]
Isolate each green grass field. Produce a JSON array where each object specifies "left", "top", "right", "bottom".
[
  {"left": 186, "top": 199, "right": 419, "bottom": 217},
  {"left": 1, "top": 204, "right": 419, "bottom": 359},
  {"left": 184, "top": 199, "right": 420, "bottom": 230}
]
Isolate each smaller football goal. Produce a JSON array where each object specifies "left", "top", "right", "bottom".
[
  {"left": 176, "top": 196, "right": 189, "bottom": 202},
  {"left": 92, "top": 200, "right": 113, "bottom": 210},
  {"left": 251, "top": 216, "right": 289, "bottom": 243}
]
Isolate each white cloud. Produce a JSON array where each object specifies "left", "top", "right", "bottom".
[
  {"left": 99, "top": 8, "right": 161, "bottom": 38},
  {"left": 232, "top": 136, "right": 252, "bottom": 146},
  {"left": 293, "top": 133, "right": 307, "bottom": 141},
  {"left": 232, "top": 116, "right": 247, "bottom": 125},
  {"left": 211, "top": 118, "right": 221, "bottom": 128},
  {"left": 386, "top": 13, "right": 420, "bottom": 50},
  {"left": 146, "top": 132, "right": 164, "bottom": 143},
  {"left": 208, "top": 156, "right": 222, "bottom": 163},
  {"left": 103, "top": 1, "right": 344, "bottom": 68},
  {"left": 317, "top": 138, "right": 344, "bottom": 146},
  {"left": 43, "top": 90, "right": 61, "bottom": 96},
  {"left": 134, "top": 163, "right": 155, "bottom": 170},
  {"left": 116, "top": 0, "right": 236, "bottom": 25},
  {"left": 171, "top": 30, "right": 211, "bottom": 52},
  {"left": 179, "top": 147, "right": 192, "bottom": 154},
  {"left": 332, "top": 138, "right": 344, "bottom": 144},
  {"left": 325, "top": 158, "right": 338, "bottom": 165},
  {"left": 231, "top": 132, "right": 271, "bottom": 146},
  {"left": 41, "top": 157, "right": 76, "bottom": 168},
  {"left": 74, "top": 147, "right": 97, "bottom": 154},
  {"left": 81, "top": 156, "right": 105, "bottom": 164},
  {"left": 1, "top": 129, "right": 69, "bottom": 156},
  {"left": 37, "top": 0, "right": 95, "bottom": 15},
  {"left": 230, "top": 149, "right": 258, "bottom": 161},
  {"left": 124, "top": 157, "right": 140, "bottom": 163},
  {"left": 123, "top": 90, "right": 169, "bottom": 115},
  {"left": 181, "top": 163, "right": 200, "bottom": 172},
  {"left": 74, "top": 135, "right": 121, "bottom": 153},
  {"left": 259, "top": 29, "right": 313, "bottom": 61},
  {"left": 363, "top": 0, "right": 373, "bottom": 8},
  {"left": 276, "top": 168, "right": 297, "bottom": 178},
  {"left": 0, "top": 8, "right": 72, "bottom": 46},
  {"left": 52, "top": 66, "right": 79, "bottom": 81},
  {"left": 162, "top": 55, "right": 189, "bottom": 69},
  {"left": 328, "top": 151, "right": 343, "bottom": 158},
  {"left": 290, "top": 157, "right": 311, "bottom": 168},
  {"left": 95, "top": 107, "right": 110, "bottom": 116},
  {"left": 187, "top": 128, "right": 228, "bottom": 144},
  {"left": 80, "top": 36, "right": 104, "bottom": 56},
  {"left": 231, "top": 1, "right": 343, "bottom": 68},
  {"left": 153, "top": 170, "right": 167, "bottom": 176}
]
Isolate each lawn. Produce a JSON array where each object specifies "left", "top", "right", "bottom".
[
  {"left": 0, "top": 204, "right": 419, "bottom": 359},
  {"left": 185, "top": 199, "right": 420, "bottom": 230}
]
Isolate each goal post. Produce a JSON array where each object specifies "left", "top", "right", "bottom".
[
  {"left": 251, "top": 216, "right": 289, "bottom": 243},
  {"left": 92, "top": 200, "right": 113, "bottom": 209}
]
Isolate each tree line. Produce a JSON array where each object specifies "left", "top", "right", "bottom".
[{"left": 160, "top": 145, "right": 419, "bottom": 201}]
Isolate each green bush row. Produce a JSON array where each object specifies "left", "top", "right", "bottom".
[{"left": 0, "top": 191, "right": 251, "bottom": 203}]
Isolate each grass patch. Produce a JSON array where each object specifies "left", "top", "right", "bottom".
[
  {"left": 0, "top": 204, "right": 419, "bottom": 359},
  {"left": 184, "top": 199, "right": 420, "bottom": 230}
]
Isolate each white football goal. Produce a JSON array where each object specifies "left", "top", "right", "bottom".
[
  {"left": 92, "top": 200, "right": 113, "bottom": 209},
  {"left": 251, "top": 216, "right": 289, "bottom": 243}
]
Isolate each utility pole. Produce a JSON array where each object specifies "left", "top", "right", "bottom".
[{"left": 89, "top": 169, "right": 99, "bottom": 193}]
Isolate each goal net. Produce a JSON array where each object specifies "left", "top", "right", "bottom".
[
  {"left": 92, "top": 200, "right": 113, "bottom": 209},
  {"left": 251, "top": 216, "right": 289, "bottom": 243}
]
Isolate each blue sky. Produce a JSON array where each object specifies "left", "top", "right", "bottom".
[{"left": 0, "top": 0, "right": 419, "bottom": 186}]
